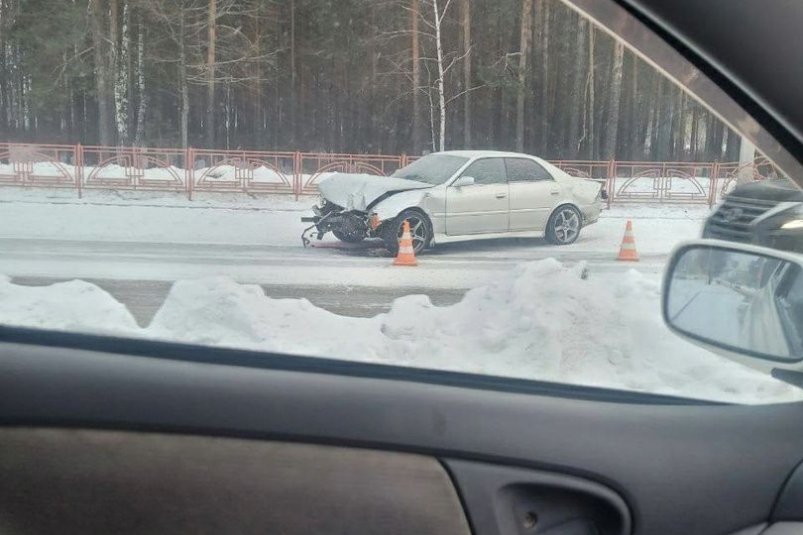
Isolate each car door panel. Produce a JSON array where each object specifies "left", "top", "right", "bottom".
[
  {"left": 3, "top": 332, "right": 803, "bottom": 535},
  {"left": 508, "top": 181, "right": 560, "bottom": 231},
  {"left": 0, "top": 428, "right": 471, "bottom": 535},
  {"left": 446, "top": 158, "right": 509, "bottom": 235},
  {"left": 505, "top": 158, "right": 561, "bottom": 232},
  {"left": 446, "top": 183, "right": 510, "bottom": 235}
]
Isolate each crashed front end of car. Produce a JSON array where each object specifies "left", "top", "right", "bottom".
[
  {"left": 301, "top": 197, "right": 378, "bottom": 246},
  {"left": 300, "top": 172, "right": 431, "bottom": 246}
]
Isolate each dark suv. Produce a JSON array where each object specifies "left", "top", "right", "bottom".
[{"left": 703, "top": 179, "right": 803, "bottom": 253}]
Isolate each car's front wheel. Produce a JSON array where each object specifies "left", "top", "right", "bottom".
[
  {"left": 545, "top": 205, "right": 582, "bottom": 245},
  {"left": 381, "top": 209, "right": 432, "bottom": 255}
]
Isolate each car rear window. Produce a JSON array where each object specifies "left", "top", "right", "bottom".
[{"left": 505, "top": 158, "right": 553, "bottom": 182}]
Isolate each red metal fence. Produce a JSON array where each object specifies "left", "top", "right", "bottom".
[{"left": 0, "top": 142, "right": 781, "bottom": 206}]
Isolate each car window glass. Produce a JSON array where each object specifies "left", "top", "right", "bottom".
[
  {"left": 391, "top": 154, "right": 469, "bottom": 185},
  {"left": 460, "top": 158, "right": 506, "bottom": 185},
  {"left": 505, "top": 158, "right": 553, "bottom": 182}
]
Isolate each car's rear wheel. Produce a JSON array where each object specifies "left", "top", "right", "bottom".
[
  {"left": 546, "top": 205, "right": 582, "bottom": 245},
  {"left": 381, "top": 209, "right": 431, "bottom": 255}
]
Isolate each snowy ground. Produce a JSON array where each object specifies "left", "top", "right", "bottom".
[
  {"left": 0, "top": 185, "right": 707, "bottom": 249},
  {"left": 2, "top": 186, "right": 795, "bottom": 405}
]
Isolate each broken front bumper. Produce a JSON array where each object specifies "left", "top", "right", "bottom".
[{"left": 300, "top": 204, "right": 372, "bottom": 247}]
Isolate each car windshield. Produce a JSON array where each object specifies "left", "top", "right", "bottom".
[
  {"left": 1, "top": 0, "right": 802, "bottom": 406},
  {"left": 391, "top": 154, "right": 469, "bottom": 185}
]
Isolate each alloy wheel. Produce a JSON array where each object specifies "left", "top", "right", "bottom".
[{"left": 553, "top": 209, "right": 580, "bottom": 244}]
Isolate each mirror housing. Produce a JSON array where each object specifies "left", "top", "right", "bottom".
[
  {"left": 452, "top": 176, "right": 475, "bottom": 187},
  {"left": 663, "top": 240, "right": 803, "bottom": 373}
]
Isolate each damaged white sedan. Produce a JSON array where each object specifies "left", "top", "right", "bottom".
[{"left": 301, "top": 150, "right": 604, "bottom": 254}]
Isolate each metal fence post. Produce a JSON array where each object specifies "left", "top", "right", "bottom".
[
  {"left": 294, "top": 151, "right": 302, "bottom": 200},
  {"left": 607, "top": 160, "right": 616, "bottom": 208},
  {"left": 187, "top": 146, "right": 194, "bottom": 200},
  {"left": 709, "top": 161, "right": 720, "bottom": 207},
  {"left": 75, "top": 143, "right": 83, "bottom": 199}
]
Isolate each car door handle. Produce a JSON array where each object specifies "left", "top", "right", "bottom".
[
  {"left": 495, "top": 193, "right": 507, "bottom": 199},
  {"left": 550, "top": 190, "right": 560, "bottom": 195}
]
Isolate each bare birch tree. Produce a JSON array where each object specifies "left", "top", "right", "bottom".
[
  {"left": 460, "top": 0, "right": 470, "bottom": 147},
  {"left": 515, "top": 0, "right": 533, "bottom": 152},
  {"left": 113, "top": 0, "right": 130, "bottom": 145},
  {"left": 205, "top": 0, "right": 216, "bottom": 148},
  {"left": 88, "top": 0, "right": 112, "bottom": 145},
  {"left": 411, "top": 0, "right": 422, "bottom": 153},
  {"left": 431, "top": 0, "right": 447, "bottom": 151},
  {"left": 602, "top": 40, "right": 623, "bottom": 159},
  {"left": 134, "top": 11, "right": 147, "bottom": 145}
]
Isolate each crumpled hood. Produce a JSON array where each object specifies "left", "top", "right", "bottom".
[{"left": 318, "top": 173, "right": 432, "bottom": 211}]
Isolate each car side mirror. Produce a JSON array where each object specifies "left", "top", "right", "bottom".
[
  {"left": 663, "top": 240, "right": 803, "bottom": 372},
  {"left": 452, "top": 176, "right": 475, "bottom": 187}
]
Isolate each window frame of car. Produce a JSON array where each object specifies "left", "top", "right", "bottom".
[
  {"left": 504, "top": 157, "right": 555, "bottom": 183},
  {"left": 449, "top": 157, "right": 508, "bottom": 187}
]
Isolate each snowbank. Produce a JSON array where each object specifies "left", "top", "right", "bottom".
[
  {"left": 0, "top": 275, "right": 140, "bottom": 335},
  {"left": 146, "top": 261, "right": 801, "bottom": 404},
  {"left": 2, "top": 260, "right": 797, "bottom": 405}
]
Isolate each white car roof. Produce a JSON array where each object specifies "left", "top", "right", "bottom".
[{"left": 436, "top": 150, "right": 543, "bottom": 159}]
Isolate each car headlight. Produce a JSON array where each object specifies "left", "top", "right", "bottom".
[
  {"left": 369, "top": 213, "right": 381, "bottom": 230},
  {"left": 781, "top": 219, "right": 803, "bottom": 230},
  {"left": 779, "top": 205, "right": 803, "bottom": 230}
]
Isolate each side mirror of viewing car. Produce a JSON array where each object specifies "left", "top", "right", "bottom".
[
  {"left": 452, "top": 175, "right": 475, "bottom": 187},
  {"left": 663, "top": 240, "right": 803, "bottom": 375}
]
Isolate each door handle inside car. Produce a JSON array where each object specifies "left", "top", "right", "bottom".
[{"left": 495, "top": 193, "right": 507, "bottom": 199}]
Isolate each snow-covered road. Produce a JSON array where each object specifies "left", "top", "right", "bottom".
[
  {"left": 0, "top": 187, "right": 702, "bottom": 288},
  {"left": 0, "top": 237, "right": 669, "bottom": 283}
]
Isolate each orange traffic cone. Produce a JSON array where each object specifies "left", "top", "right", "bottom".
[
  {"left": 617, "top": 220, "right": 639, "bottom": 262},
  {"left": 393, "top": 220, "right": 418, "bottom": 266}
]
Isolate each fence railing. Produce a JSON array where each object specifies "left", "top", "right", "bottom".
[{"left": 0, "top": 142, "right": 782, "bottom": 206}]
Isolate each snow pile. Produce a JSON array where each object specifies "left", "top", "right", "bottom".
[
  {"left": 0, "top": 262, "right": 798, "bottom": 404},
  {"left": 197, "top": 165, "right": 290, "bottom": 184},
  {"left": 87, "top": 164, "right": 185, "bottom": 183},
  {"left": 145, "top": 261, "right": 801, "bottom": 404},
  {"left": 0, "top": 161, "right": 75, "bottom": 178},
  {"left": 0, "top": 275, "right": 140, "bottom": 335},
  {"left": 147, "top": 277, "right": 389, "bottom": 357}
]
